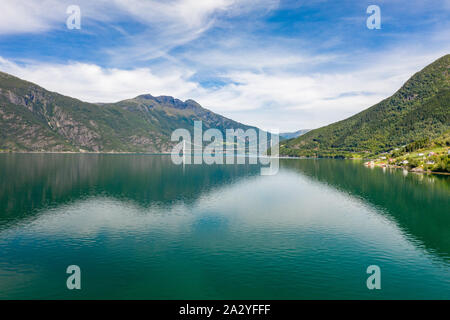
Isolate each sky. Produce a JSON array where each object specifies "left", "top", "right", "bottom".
[{"left": 0, "top": 0, "right": 449, "bottom": 132}]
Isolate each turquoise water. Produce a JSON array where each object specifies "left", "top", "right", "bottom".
[{"left": 0, "top": 154, "right": 449, "bottom": 299}]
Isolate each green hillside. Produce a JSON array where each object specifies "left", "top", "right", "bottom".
[
  {"left": 368, "top": 131, "right": 450, "bottom": 173},
  {"left": 280, "top": 54, "right": 450, "bottom": 158},
  {"left": 0, "top": 72, "right": 255, "bottom": 152}
]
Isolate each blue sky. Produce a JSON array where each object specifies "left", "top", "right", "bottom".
[{"left": 0, "top": 0, "right": 449, "bottom": 131}]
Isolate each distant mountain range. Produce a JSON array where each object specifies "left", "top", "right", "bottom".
[
  {"left": 1, "top": 54, "right": 449, "bottom": 156},
  {"left": 0, "top": 72, "right": 256, "bottom": 152},
  {"left": 279, "top": 129, "right": 311, "bottom": 140},
  {"left": 280, "top": 54, "right": 450, "bottom": 158}
]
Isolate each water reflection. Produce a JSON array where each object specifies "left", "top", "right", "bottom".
[
  {"left": 282, "top": 159, "right": 450, "bottom": 261},
  {"left": 0, "top": 155, "right": 449, "bottom": 299},
  {"left": 0, "top": 154, "right": 260, "bottom": 227}
]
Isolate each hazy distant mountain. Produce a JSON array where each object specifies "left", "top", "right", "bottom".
[
  {"left": 0, "top": 72, "right": 257, "bottom": 152},
  {"left": 280, "top": 54, "right": 450, "bottom": 158},
  {"left": 279, "top": 129, "right": 311, "bottom": 140}
]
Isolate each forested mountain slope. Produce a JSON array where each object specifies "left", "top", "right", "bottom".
[{"left": 280, "top": 54, "right": 450, "bottom": 158}]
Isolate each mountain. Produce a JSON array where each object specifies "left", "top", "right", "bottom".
[
  {"left": 0, "top": 72, "right": 256, "bottom": 152},
  {"left": 280, "top": 129, "right": 311, "bottom": 140},
  {"left": 280, "top": 54, "right": 450, "bottom": 158}
]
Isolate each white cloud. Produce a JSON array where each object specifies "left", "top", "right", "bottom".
[
  {"left": 0, "top": 0, "right": 449, "bottom": 133},
  {"left": 0, "top": 57, "right": 199, "bottom": 102},
  {"left": 0, "top": 0, "right": 237, "bottom": 34},
  {"left": 192, "top": 49, "right": 449, "bottom": 130},
  {"left": 0, "top": 0, "right": 66, "bottom": 34},
  {"left": 181, "top": 44, "right": 336, "bottom": 71},
  {"left": 0, "top": 0, "right": 279, "bottom": 63},
  {"left": 1, "top": 47, "right": 447, "bottom": 131}
]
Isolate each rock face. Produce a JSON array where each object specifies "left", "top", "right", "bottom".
[{"left": 0, "top": 72, "right": 256, "bottom": 152}]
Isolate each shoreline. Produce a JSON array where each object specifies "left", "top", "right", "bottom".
[
  {"left": 0, "top": 151, "right": 303, "bottom": 159},
  {"left": 0, "top": 151, "right": 172, "bottom": 155},
  {"left": 364, "top": 162, "right": 450, "bottom": 176},
  {"left": 1, "top": 151, "right": 448, "bottom": 175}
]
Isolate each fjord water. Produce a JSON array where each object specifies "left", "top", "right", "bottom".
[{"left": 0, "top": 154, "right": 449, "bottom": 299}]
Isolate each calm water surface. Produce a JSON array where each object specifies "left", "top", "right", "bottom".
[{"left": 0, "top": 154, "right": 449, "bottom": 299}]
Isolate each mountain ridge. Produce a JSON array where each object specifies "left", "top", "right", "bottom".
[{"left": 0, "top": 71, "right": 256, "bottom": 153}]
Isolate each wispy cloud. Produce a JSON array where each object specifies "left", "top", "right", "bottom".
[
  {"left": 0, "top": 0, "right": 280, "bottom": 63},
  {"left": 0, "top": 0, "right": 449, "bottom": 131},
  {"left": 0, "top": 0, "right": 65, "bottom": 34},
  {"left": 0, "top": 57, "right": 199, "bottom": 102},
  {"left": 1, "top": 46, "right": 446, "bottom": 131}
]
